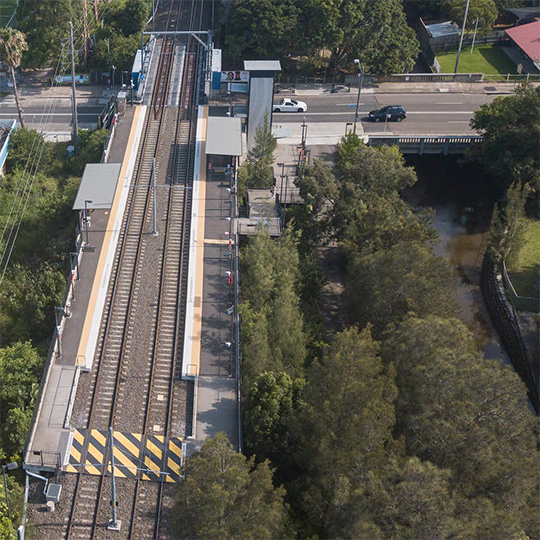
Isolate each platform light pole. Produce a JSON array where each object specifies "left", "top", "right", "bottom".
[
  {"left": 2, "top": 462, "right": 18, "bottom": 521},
  {"left": 454, "top": 0, "right": 471, "bottom": 74},
  {"left": 84, "top": 200, "right": 92, "bottom": 246},
  {"left": 353, "top": 59, "right": 364, "bottom": 135}
]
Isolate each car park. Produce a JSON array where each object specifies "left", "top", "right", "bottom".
[
  {"left": 273, "top": 98, "right": 308, "bottom": 112},
  {"left": 369, "top": 105, "right": 407, "bottom": 122}
]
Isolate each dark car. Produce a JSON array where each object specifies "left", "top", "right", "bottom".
[{"left": 369, "top": 105, "right": 407, "bottom": 122}]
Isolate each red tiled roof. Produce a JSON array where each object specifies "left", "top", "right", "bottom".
[{"left": 505, "top": 20, "right": 540, "bottom": 62}]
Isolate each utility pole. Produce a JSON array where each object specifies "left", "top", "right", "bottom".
[
  {"left": 69, "top": 22, "right": 79, "bottom": 156},
  {"left": 107, "top": 427, "right": 121, "bottom": 531},
  {"left": 454, "top": 0, "right": 471, "bottom": 74},
  {"left": 353, "top": 59, "right": 364, "bottom": 135},
  {"left": 82, "top": 0, "right": 89, "bottom": 67},
  {"left": 471, "top": 18, "right": 479, "bottom": 54}
]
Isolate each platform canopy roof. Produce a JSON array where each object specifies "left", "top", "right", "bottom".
[
  {"left": 73, "top": 163, "right": 121, "bottom": 210},
  {"left": 244, "top": 60, "right": 281, "bottom": 72},
  {"left": 206, "top": 117, "right": 242, "bottom": 156}
]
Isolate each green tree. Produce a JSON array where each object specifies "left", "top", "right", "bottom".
[
  {"left": 0, "top": 264, "right": 65, "bottom": 347},
  {"left": 331, "top": 142, "right": 436, "bottom": 255},
  {"left": 90, "top": 32, "right": 142, "bottom": 72},
  {"left": 382, "top": 316, "right": 538, "bottom": 538},
  {"left": 239, "top": 230, "right": 306, "bottom": 381},
  {"left": 5, "top": 129, "right": 54, "bottom": 174},
  {"left": 346, "top": 242, "right": 458, "bottom": 332},
  {"left": 0, "top": 29, "right": 28, "bottom": 129},
  {"left": 448, "top": 0, "right": 498, "bottom": 34},
  {"left": 487, "top": 181, "right": 528, "bottom": 264},
  {"left": 0, "top": 342, "right": 43, "bottom": 459},
  {"left": 351, "top": 0, "right": 420, "bottom": 75},
  {"left": 0, "top": 501, "right": 15, "bottom": 540},
  {"left": 224, "top": 0, "right": 300, "bottom": 62},
  {"left": 346, "top": 457, "right": 459, "bottom": 540},
  {"left": 237, "top": 114, "right": 276, "bottom": 201},
  {"left": 238, "top": 302, "right": 272, "bottom": 383},
  {"left": 294, "top": 327, "right": 397, "bottom": 535},
  {"left": 103, "top": 0, "right": 150, "bottom": 37},
  {"left": 17, "top": 0, "right": 81, "bottom": 68},
  {"left": 243, "top": 371, "right": 304, "bottom": 461},
  {"left": 174, "top": 433, "right": 288, "bottom": 539},
  {"left": 470, "top": 83, "right": 540, "bottom": 192},
  {"left": 0, "top": 475, "right": 22, "bottom": 539}
]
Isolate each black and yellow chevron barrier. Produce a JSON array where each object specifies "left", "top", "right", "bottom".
[{"left": 66, "top": 429, "right": 183, "bottom": 483}]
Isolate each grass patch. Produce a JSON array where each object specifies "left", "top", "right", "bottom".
[
  {"left": 436, "top": 43, "right": 517, "bottom": 75},
  {"left": 0, "top": 0, "right": 17, "bottom": 27},
  {"left": 507, "top": 218, "right": 540, "bottom": 299}
]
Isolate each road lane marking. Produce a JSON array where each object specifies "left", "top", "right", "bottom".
[{"left": 274, "top": 111, "right": 475, "bottom": 116}]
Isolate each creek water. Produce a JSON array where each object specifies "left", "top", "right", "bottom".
[{"left": 404, "top": 155, "right": 508, "bottom": 361}]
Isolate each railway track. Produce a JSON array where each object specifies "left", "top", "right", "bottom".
[{"left": 64, "top": 0, "right": 206, "bottom": 537}]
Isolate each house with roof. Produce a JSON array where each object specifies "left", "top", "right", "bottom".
[{"left": 505, "top": 20, "right": 540, "bottom": 72}]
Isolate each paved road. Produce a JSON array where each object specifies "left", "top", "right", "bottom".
[
  {"left": 0, "top": 104, "right": 103, "bottom": 127},
  {"left": 273, "top": 92, "right": 498, "bottom": 134}
]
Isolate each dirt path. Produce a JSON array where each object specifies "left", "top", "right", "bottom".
[{"left": 317, "top": 245, "right": 346, "bottom": 340}]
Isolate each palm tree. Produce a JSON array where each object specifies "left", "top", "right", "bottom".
[{"left": 0, "top": 28, "right": 28, "bottom": 129}]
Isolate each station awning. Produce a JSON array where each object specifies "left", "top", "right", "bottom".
[
  {"left": 205, "top": 117, "right": 242, "bottom": 156},
  {"left": 73, "top": 163, "right": 121, "bottom": 210}
]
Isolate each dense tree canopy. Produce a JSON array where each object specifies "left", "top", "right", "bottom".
[
  {"left": 383, "top": 316, "right": 539, "bottom": 539},
  {"left": 239, "top": 231, "right": 306, "bottom": 382},
  {"left": 238, "top": 119, "right": 539, "bottom": 539},
  {"left": 174, "top": 433, "right": 287, "bottom": 539},
  {"left": 346, "top": 241, "right": 458, "bottom": 332},
  {"left": 0, "top": 341, "right": 43, "bottom": 461},
  {"left": 292, "top": 327, "right": 397, "bottom": 536},
  {"left": 350, "top": 0, "right": 420, "bottom": 75},
  {"left": 17, "top": 0, "right": 79, "bottom": 67},
  {"left": 448, "top": 0, "right": 498, "bottom": 34},
  {"left": 470, "top": 83, "right": 540, "bottom": 192},
  {"left": 223, "top": 0, "right": 419, "bottom": 74}
]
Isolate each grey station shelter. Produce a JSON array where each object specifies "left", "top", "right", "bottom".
[
  {"left": 73, "top": 163, "right": 122, "bottom": 211},
  {"left": 206, "top": 116, "right": 243, "bottom": 158},
  {"left": 244, "top": 60, "right": 281, "bottom": 150}
]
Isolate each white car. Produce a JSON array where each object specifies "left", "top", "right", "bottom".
[{"left": 273, "top": 98, "right": 307, "bottom": 112}]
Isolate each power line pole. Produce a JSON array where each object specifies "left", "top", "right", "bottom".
[
  {"left": 69, "top": 22, "right": 79, "bottom": 156},
  {"left": 454, "top": 0, "right": 471, "bottom": 74},
  {"left": 82, "top": 0, "right": 89, "bottom": 67}
]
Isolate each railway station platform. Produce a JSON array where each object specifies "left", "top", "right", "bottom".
[
  {"left": 24, "top": 105, "right": 146, "bottom": 472},
  {"left": 25, "top": 100, "right": 241, "bottom": 474}
]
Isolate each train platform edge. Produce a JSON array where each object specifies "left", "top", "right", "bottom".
[{"left": 24, "top": 105, "right": 148, "bottom": 473}]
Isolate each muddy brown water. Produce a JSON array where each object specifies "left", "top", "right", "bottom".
[{"left": 405, "top": 155, "right": 508, "bottom": 362}]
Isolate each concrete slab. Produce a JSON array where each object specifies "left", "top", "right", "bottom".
[{"left": 195, "top": 376, "right": 237, "bottom": 448}]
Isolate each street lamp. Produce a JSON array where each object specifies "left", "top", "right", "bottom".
[
  {"left": 111, "top": 65, "right": 116, "bottom": 90},
  {"left": 2, "top": 462, "right": 18, "bottom": 521},
  {"left": 353, "top": 59, "right": 364, "bottom": 135}
]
